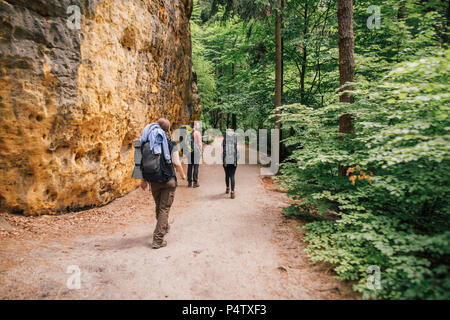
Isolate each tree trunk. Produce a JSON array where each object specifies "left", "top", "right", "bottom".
[
  {"left": 231, "top": 62, "right": 237, "bottom": 130},
  {"left": 396, "top": 1, "right": 407, "bottom": 62},
  {"left": 215, "top": 65, "right": 220, "bottom": 77},
  {"left": 300, "top": 3, "right": 308, "bottom": 104},
  {"left": 337, "top": 0, "right": 355, "bottom": 175},
  {"left": 213, "top": 111, "right": 219, "bottom": 128},
  {"left": 275, "top": 0, "right": 284, "bottom": 162},
  {"left": 397, "top": 0, "right": 407, "bottom": 20},
  {"left": 274, "top": 0, "right": 283, "bottom": 128},
  {"left": 443, "top": 0, "right": 450, "bottom": 44},
  {"left": 281, "top": 7, "right": 284, "bottom": 106},
  {"left": 232, "top": 114, "right": 237, "bottom": 130},
  {"left": 337, "top": 0, "right": 355, "bottom": 105}
]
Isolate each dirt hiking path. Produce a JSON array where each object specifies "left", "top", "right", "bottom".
[{"left": 0, "top": 139, "right": 358, "bottom": 300}]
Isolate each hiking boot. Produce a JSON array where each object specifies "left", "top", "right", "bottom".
[
  {"left": 225, "top": 187, "right": 230, "bottom": 194},
  {"left": 152, "top": 240, "right": 167, "bottom": 249},
  {"left": 188, "top": 182, "right": 192, "bottom": 188},
  {"left": 230, "top": 191, "right": 235, "bottom": 199},
  {"left": 193, "top": 182, "right": 200, "bottom": 188}
]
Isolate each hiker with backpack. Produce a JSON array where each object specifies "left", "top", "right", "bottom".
[
  {"left": 140, "top": 118, "right": 186, "bottom": 249},
  {"left": 222, "top": 128, "right": 239, "bottom": 199},
  {"left": 187, "top": 121, "right": 202, "bottom": 188}
]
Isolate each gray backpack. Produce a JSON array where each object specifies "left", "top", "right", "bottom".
[{"left": 224, "top": 131, "right": 237, "bottom": 165}]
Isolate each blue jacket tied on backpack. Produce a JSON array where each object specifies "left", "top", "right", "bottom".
[{"left": 140, "top": 123, "right": 171, "bottom": 161}]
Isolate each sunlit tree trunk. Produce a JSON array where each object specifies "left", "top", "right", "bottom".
[
  {"left": 337, "top": 0, "right": 355, "bottom": 175},
  {"left": 338, "top": 0, "right": 355, "bottom": 104}
]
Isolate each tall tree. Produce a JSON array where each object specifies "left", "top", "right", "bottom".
[
  {"left": 274, "top": 0, "right": 285, "bottom": 161},
  {"left": 337, "top": 0, "right": 355, "bottom": 175},
  {"left": 299, "top": 1, "right": 308, "bottom": 104},
  {"left": 337, "top": 0, "right": 355, "bottom": 104},
  {"left": 444, "top": 0, "right": 450, "bottom": 45},
  {"left": 397, "top": 0, "right": 407, "bottom": 20},
  {"left": 274, "top": 0, "right": 284, "bottom": 129}
]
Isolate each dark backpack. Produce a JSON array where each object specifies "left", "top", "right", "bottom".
[
  {"left": 141, "top": 142, "right": 160, "bottom": 174},
  {"left": 141, "top": 141, "right": 175, "bottom": 183}
]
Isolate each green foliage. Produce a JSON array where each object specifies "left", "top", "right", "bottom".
[
  {"left": 192, "top": 0, "right": 450, "bottom": 299},
  {"left": 280, "top": 51, "right": 450, "bottom": 299},
  {"left": 191, "top": 19, "right": 217, "bottom": 110},
  {"left": 192, "top": 0, "right": 285, "bottom": 130},
  {"left": 193, "top": 0, "right": 450, "bottom": 129}
]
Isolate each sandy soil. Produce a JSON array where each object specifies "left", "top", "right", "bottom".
[{"left": 0, "top": 140, "right": 359, "bottom": 300}]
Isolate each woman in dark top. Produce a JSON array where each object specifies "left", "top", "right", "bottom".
[{"left": 222, "top": 129, "right": 239, "bottom": 199}]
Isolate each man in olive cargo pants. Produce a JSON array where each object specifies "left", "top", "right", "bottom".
[
  {"left": 149, "top": 178, "right": 176, "bottom": 246},
  {"left": 140, "top": 118, "right": 186, "bottom": 249}
]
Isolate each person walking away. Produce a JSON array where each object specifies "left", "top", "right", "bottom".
[
  {"left": 187, "top": 121, "right": 202, "bottom": 188},
  {"left": 222, "top": 128, "right": 239, "bottom": 199},
  {"left": 140, "top": 118, "right": 186, "bottom": 249}
]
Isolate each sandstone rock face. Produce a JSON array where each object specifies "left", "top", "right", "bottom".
[{"left": 0, "top": 0, "right": 200, "bottom": 215}]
